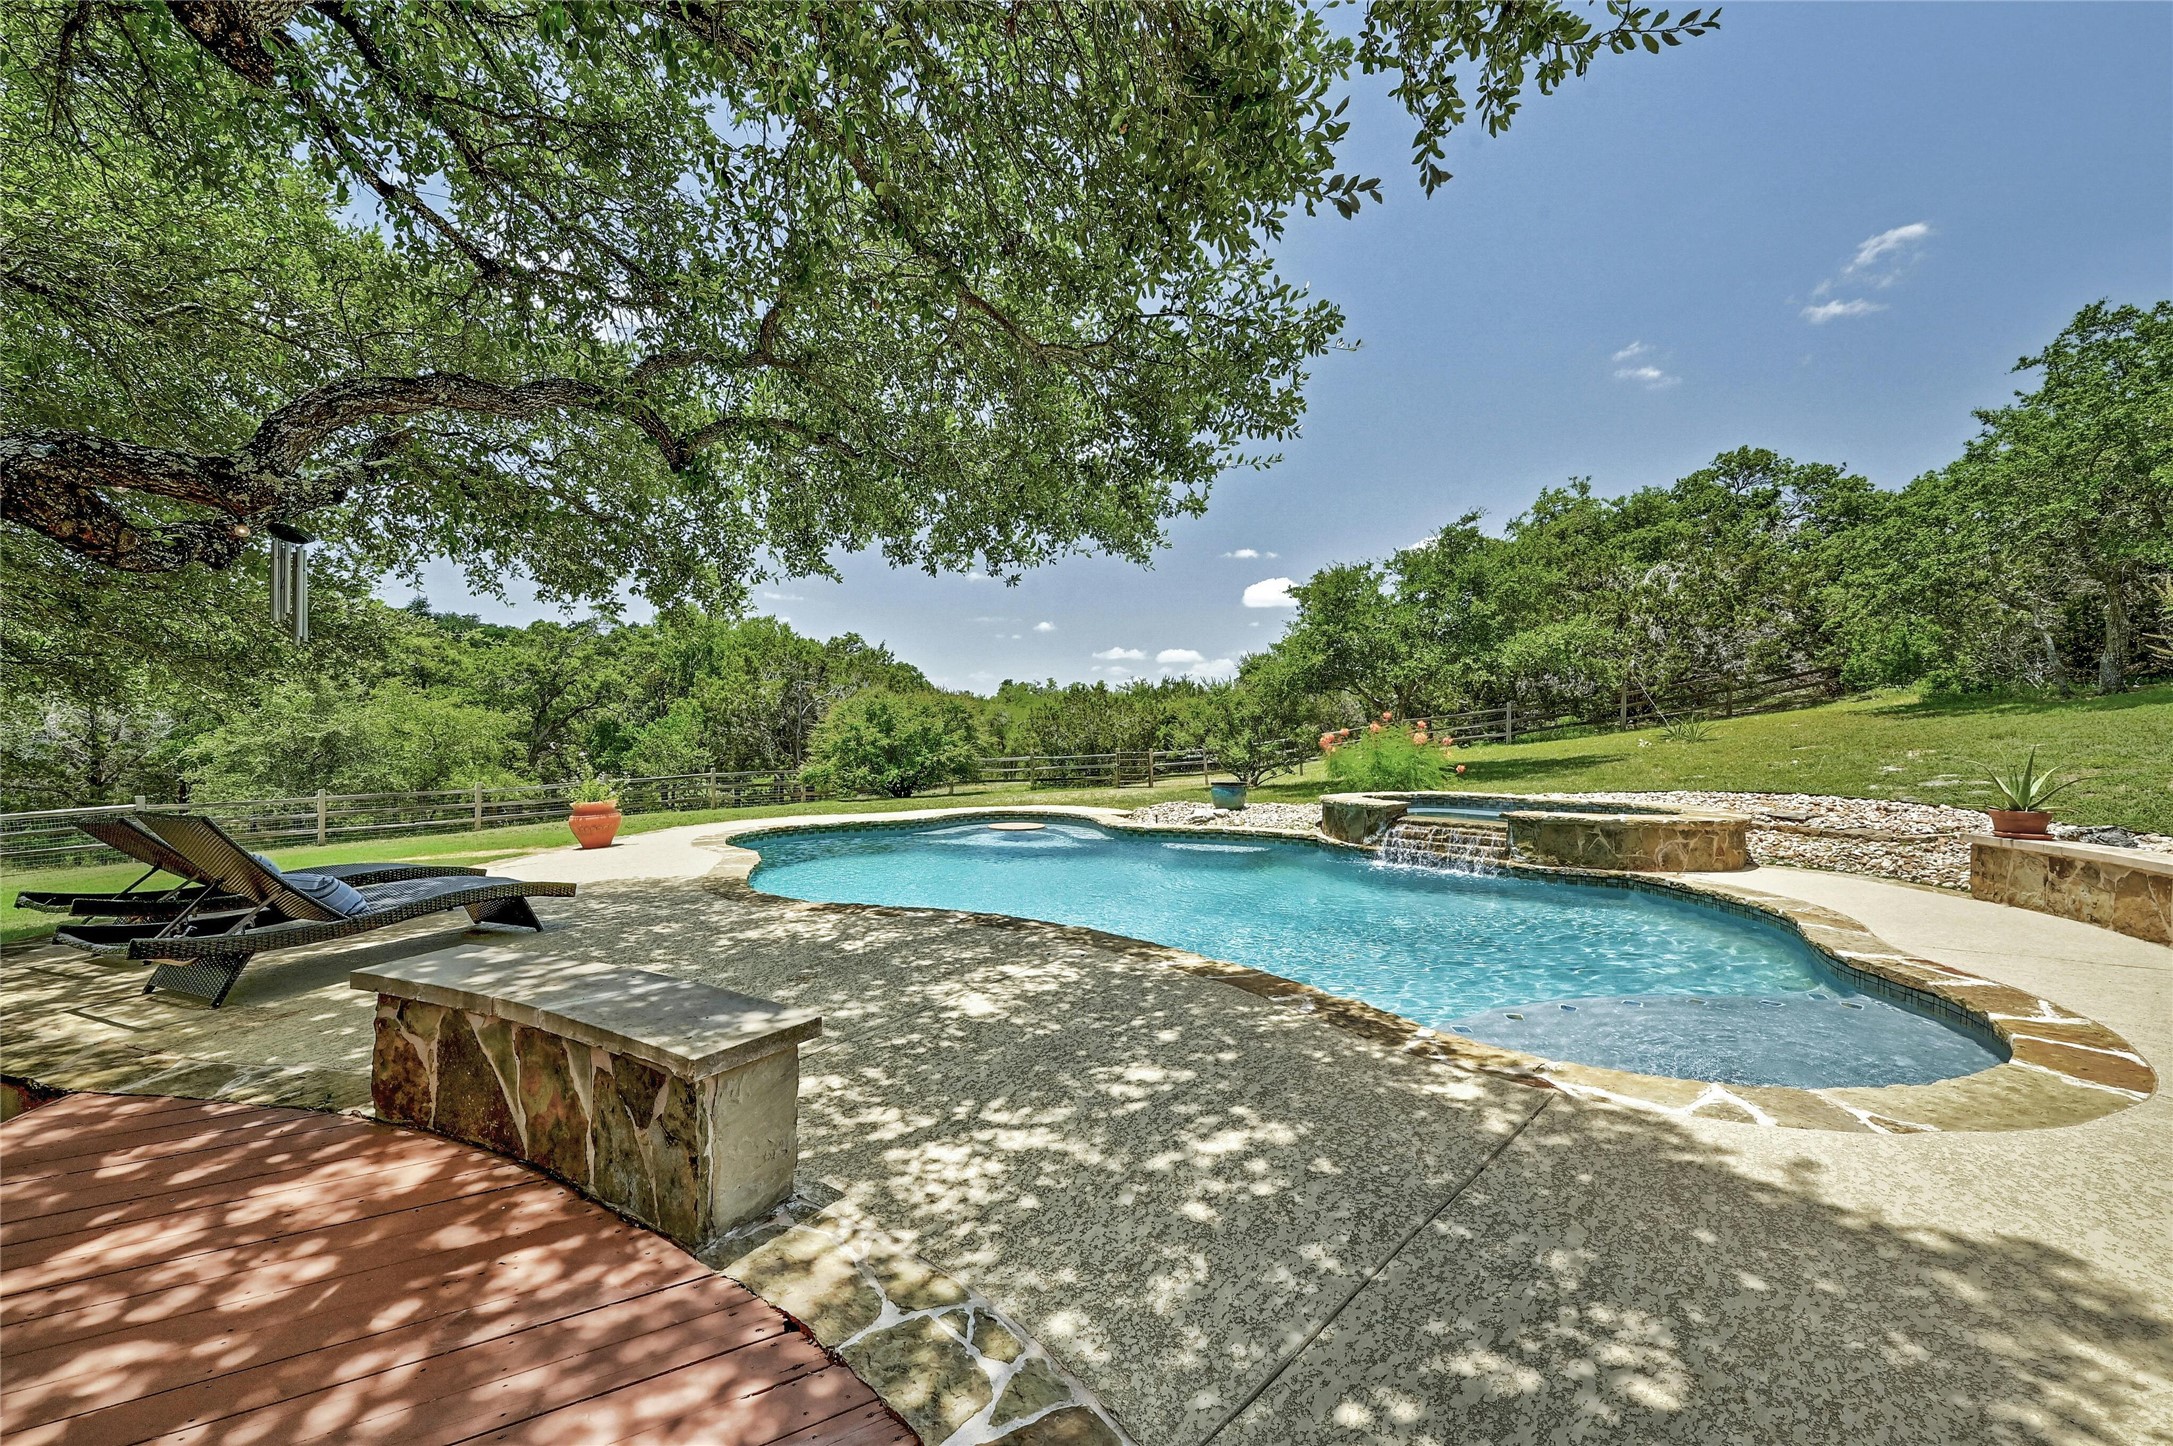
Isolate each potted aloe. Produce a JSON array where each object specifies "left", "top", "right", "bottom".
[
  {"left": 566, "top": 771, "right": 622, "bottom": 849},
  {"left": 1978, "top": 749, "right": 2082, "bottom": 839}
]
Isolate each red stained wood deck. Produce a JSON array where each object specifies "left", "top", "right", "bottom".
[{"left": 0, "top": 1093, "right": 913, "bottom": 1445}]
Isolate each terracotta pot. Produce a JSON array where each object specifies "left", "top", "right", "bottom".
[
  {"left": 568, "top": 799, "right": 623, "bottom": 849},
  {"left": 1988, "top": 808, "right": 2052, "bottom": 839}
]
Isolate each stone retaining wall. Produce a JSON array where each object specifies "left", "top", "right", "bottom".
[
  {"left": 1971, "top": 835, "right": 2173, "bottom": 946},
  {"left": 1508, "top": 811, "right": 1751, "bottom": 872}
]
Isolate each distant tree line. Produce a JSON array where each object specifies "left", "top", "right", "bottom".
[
  {"left": 3, "top": 300, "right": 2164, "bottom": 812},
  {"left": 0, "top": 601, "right": 1323, "bottom": 810},
  {"left": 1269, "top": 300, "right": 2172, "bottom": 719}
]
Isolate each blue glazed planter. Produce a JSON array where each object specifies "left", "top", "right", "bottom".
[{"left": 1209, "top": 782, "right": 1248, "bottom": 810}]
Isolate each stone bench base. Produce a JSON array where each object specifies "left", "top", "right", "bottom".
[
  {"left": 357, "top": 949, "right": 819, "bottom": 1251},
  {"left": 1972, "top": 835, "right": 2173, "bottom": 945}
]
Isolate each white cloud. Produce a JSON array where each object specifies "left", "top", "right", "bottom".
[
  {"left": 1187, "top": 657, "right": 1239, "bottom": 681},
  {"left": 1608, "top": 342, "right": 1678, "bottom": 389},
  {"left": 1801, "top": 298, "right": 1886, "bottom": 324},
  {"left": 1800, "top": 223, "right": 1930, "bottom": 323},
  {"left": 1032, "top": 621, "right": 1056, "bottom": 633},
  {"left": 1847, "top": 222, "right": 1932, "bottom": 276},
  {"left": 1221, "top": 547, "right": 1278, "bottom": 560},
  {"left": 1242, "top": 577, "right": 1298, "bottom": 609},
  {"left": 1093, "top": 664, "right": 1135, "bottom": 677},
  {"left": 1156, "top": 648, "right": 1205, "bottom": 664},
  {"left": 1613, "top": 363, "right": 1680, "bottom": 389},
  {"left": 760, "top": 590, "right": 804, "bottom": 601},
  {"left": 1094, "top": 646, "right": 1145, "bottom": 661}
]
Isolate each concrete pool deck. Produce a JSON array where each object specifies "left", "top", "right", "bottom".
[{"left": 3, "top": 812, "right": 2169, "bottom": 1444}]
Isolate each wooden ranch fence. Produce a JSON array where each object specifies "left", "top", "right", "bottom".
[
  {"left": 0, "top": 670, "right": 1836, "bottom": 867},
  {"left": 0, "top": 749, "right": 1284, "bottom": 867}
]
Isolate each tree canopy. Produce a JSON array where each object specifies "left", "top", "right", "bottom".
[
  {"left": 2, "top": 0, "right": 1717, "bottom": 613},
  {"left": 1266, "top": 304, "right": 2173, "bottom": 718}
]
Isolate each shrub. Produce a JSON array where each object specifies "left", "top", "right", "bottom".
[
  {"left": 803, "top": 690, "right": 981, "bottom": 798},
  {"left": 1325, "top": 726, "right": 1451, "bottom": 791},
  {"left": 1186, "top": 682, "right": 1306, "bottom": 786}
]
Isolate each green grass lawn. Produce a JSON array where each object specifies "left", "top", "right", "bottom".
[
  {"left": 0, "top": 775, "right": 1297, "bottom": 945},
  {"left": 1388, "top": 684, "right": 2173, "bottom": 832}
]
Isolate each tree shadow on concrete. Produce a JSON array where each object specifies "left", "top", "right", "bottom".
[
  {"left": 1217, "top": 1093, "right": 2172, "bottom": 1446},
  {"left": 560, "top": 881, "right": 2173, "bottom": 1446},
  {"left": 18, "top": 874, "right": 2162, "bottom": 1446}
]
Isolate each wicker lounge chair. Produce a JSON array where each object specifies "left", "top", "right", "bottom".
[
  {"left": 52, "top": 813, "right": 574, "bottom": 1007},
  {"left": 13, "top": 815, "right": 483, "bottom": 919}
]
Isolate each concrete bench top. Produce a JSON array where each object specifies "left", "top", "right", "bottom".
[
  {"left": 352, "top": 944, "right": 821, "bottom": 1078},
  {"left": 1973, "top": 833, "right": 2173, "bottom": 875}
]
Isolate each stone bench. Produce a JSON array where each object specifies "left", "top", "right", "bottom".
[
  {"left": 353, "top": 946, "right": 820, "bottom": 1251},
  {"left": 1971, "top": 835, "right": 2173, "bottom": 945}
]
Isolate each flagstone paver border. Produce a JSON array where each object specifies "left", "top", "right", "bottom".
[
  {"left": 717, "top": 1198, "right": 1130, "bottom": 1446},
  {"left": 714, "top": 807, "right": 2155, "bottom": 1134}
]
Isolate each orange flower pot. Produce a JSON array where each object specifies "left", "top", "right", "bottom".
[
  {"left": 1987, "top": 809, "right": 2052, "bottom": 840},
  {"left": 569, "top": 800, "right": 623, "bottom": 849}
]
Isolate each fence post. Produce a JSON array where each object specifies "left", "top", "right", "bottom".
[
  {"left": 1200, "top": 750, "right": 1210, "bottom": 789},
  {"left": 314, "top": 789, "right": 328, "bottom": 846},
  {"left": 706, "top": 771, "right": 718, "bottom": 808},
  {"left": 1146, "top": 750, "right": 1157, "bottom": 788},
  {"left": 132, "top": 794, "right": 145, "bottom": 813},
  {"left": 473, "top": 782, "right": 484, "bottom": 831},
  {"left": 1503, "top": 701, "right": 1516, "bottom": 744}
]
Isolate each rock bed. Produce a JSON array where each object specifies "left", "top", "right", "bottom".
[
  {"left": 1124, "top": 801, "right": 1323, "bottom": 833},
  {"left": 1581, "top": 791, "right": 1985, "bottom": 888},
  {"left": 1584, "top": 791, "right": 2170, "bottom": 889},
  {"left": 1125, "top": 790, "right": 2167, "bottom": 891}
]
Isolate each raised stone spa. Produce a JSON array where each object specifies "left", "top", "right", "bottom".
[{"left": 1321, "top": 789, "right": 1753, "bottom": 871}]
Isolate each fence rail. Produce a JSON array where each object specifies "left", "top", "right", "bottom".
[
  {"left": 0, "top": 751, "right": 1298, "bottom": 868},
  {"left": 0, "top": 670, "right": 1838, "bottom": 869},
  {"left": 1409, "top": 667, "right": 1842, "bottom": 746}
]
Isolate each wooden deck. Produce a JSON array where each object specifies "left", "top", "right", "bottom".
[{"left": 0, "top": 1093, "right": 914, "bottom": 1445}]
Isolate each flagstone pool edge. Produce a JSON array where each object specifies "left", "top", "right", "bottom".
[{"left": 710, "top": 806, "right": 2153, "bottom": 1135}]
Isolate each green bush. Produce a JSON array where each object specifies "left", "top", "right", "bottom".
[
  {"left": 1325, "top": 727, "right": 1452, "bottom": 791},
  {"left": 802, "top": 690, "right": 981, "bottom": 798}
]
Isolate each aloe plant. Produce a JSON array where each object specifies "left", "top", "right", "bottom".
[
  {"left": 1978, "top": 748, "right": 2084, "bottom": 812},
  {"left": 1660, "top": 712, "right": 1714, "bottom": 744}
]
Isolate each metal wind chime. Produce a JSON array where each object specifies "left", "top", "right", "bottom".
[{"left": 267, "top": 523, "right": 313, "bottom": 643}]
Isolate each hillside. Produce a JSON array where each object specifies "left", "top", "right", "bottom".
[{"left": 1324, "top": 686, "right": 2173, "bottom": 835}]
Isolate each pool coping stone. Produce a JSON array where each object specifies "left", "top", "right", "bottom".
[{"left": 710, "top": 805, "right": 2154, "bottom": 1135}]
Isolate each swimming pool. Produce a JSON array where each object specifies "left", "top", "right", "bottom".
[{"left": 744, "top": 820, "right": 2005, "bottom": 1089}]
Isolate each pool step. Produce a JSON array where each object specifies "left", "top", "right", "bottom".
[{"left": 1379, "top": 820, "right": 1511, "bottom": 872}]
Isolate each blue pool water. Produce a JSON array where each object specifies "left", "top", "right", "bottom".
[{"left": 745, "top": 820, "right": 2005, "bottom": 1088}]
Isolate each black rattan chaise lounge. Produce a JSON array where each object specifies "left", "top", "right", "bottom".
[
  {"left": 14, "top": 815, "right": 484, "bottom": 919},
  {"left": 51, "top": 813, "right": 575, "bottom": 1007}
]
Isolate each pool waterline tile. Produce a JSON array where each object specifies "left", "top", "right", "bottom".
[{"left": 711, "top": 808, "right": 2154, "bottom": 1135}]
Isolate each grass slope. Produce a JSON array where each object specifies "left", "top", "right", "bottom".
[{"left": 1384, "top": 685, "right": 2173, "bottom": 832}]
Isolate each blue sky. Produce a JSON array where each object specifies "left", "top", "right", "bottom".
[{"left": 389, "top": 2, "right": 2173, "bottom": 692}]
